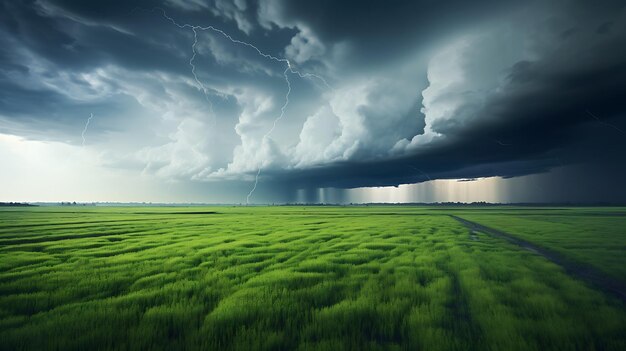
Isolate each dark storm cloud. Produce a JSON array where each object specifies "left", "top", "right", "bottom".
[
  {"left": 258, "top": 0, "right": 519, "bottom": 68},
  {"left": 0, "top": 0, "right": 293, "bottom": 141},
  {"left": 0, "top": 1, "right": 262, "bottom": 78},
  {"left": 1, "top": 0, "right": 625, "bottom": 195},
  {"left": 259, "top": 0, "right": 626, "bottom": 189}
]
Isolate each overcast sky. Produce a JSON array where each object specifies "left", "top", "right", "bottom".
[{"left": 1, "top": 0, "right": 625, "bottom": 203}]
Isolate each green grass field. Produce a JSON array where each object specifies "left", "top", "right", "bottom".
[
  {"left": 457, "top": 208, "right": 626, "bottom": 281},
  {"left": 0, "top": 206, "right": 625, "bottom": 350}
]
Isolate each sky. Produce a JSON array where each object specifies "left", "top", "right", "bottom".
[{"left": 1, "top": 0, "right": 626, "bottom": 204}]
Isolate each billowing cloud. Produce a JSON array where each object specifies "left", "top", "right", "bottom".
[{"left": 1, "top": 0, "right": 625, "bottom": 202}]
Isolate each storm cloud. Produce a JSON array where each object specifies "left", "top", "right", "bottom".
[{"left": 1, "top": 0, "right": 625, "bottom": 202}]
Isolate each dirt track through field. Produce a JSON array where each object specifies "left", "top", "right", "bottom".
[{"left": 450, "top": 215, "right": 626, "bottom": 304}]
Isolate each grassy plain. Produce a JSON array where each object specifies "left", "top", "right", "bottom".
[
  {"left": 456, "top": 207, "right": 626, "bottom": 281},
  {"left": 0, "top": 206, "right": 625, "bottom": 350}
]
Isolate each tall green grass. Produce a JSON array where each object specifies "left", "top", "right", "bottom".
[
  {"left": 0, "top": 206, "right": 624, "bottom": 350},
  {"left": 459, "top": 209, "right": 626, "bottom": 281}
]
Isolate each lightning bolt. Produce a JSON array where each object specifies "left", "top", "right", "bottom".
[
  {"left": 81, "top": 113, "right": 94, "bottom": 146},
  {"left": 246, "top": 169, "right": 262, "bottom": 205},
  {"left": 154, "top": 8, "right": 331, "bottom": 204},
  {"left": 586, "top": 110, "right": 624, "bottom": 134},
  {"left": 245, "top": 66, "right": 292, "bottom": 205},
  {"left": 189, "top": 26, "right": 215, "bottom": 120},
  {"left": 409, "top": 165, "right": 433, "bottom": 182},
  {"left": 158, "top": 9, "right": 330, "bottom": 88},
  {"left": 492, "top": 138, "right": 512, "bottom": 146},
  {"left": 408, "top": 165, "right": 445, "bottom": 199}
]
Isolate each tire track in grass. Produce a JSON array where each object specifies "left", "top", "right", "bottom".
[{"left": 449, "top": 215, "right": 626, "bottom": 304}]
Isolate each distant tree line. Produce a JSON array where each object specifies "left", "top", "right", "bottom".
[{"left": 0, "top": 202, "right": 36, "bottom": 207}]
